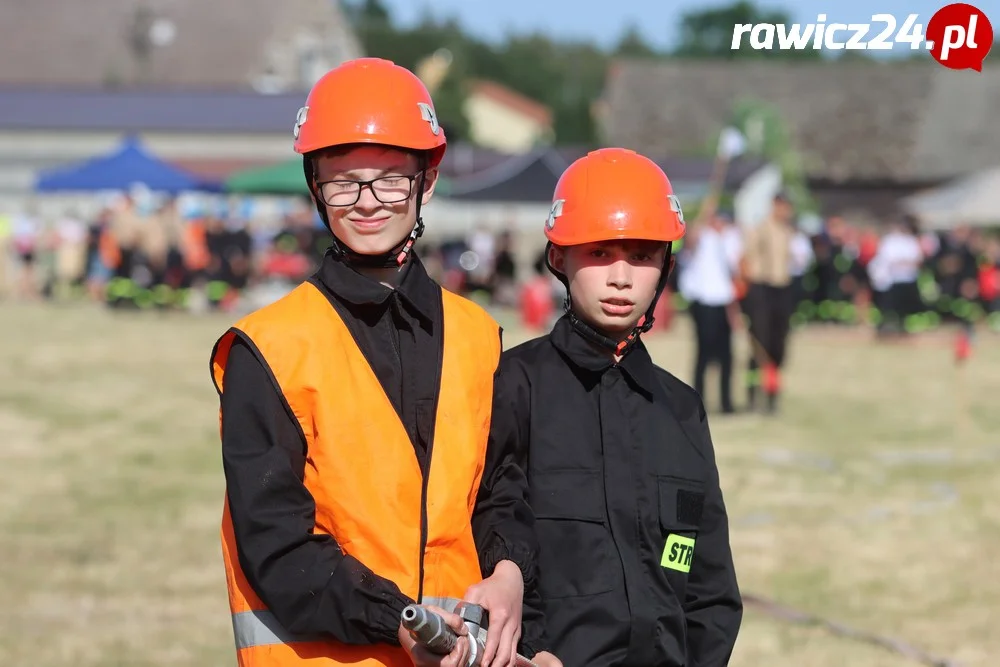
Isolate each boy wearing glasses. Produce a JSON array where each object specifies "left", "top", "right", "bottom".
[{"left": 210, "top": 58, "right": 535, "bottom": 667}]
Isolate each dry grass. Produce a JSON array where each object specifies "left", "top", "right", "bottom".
[{"left": 1, "top": 301, "right": 998, "bottom": 667}]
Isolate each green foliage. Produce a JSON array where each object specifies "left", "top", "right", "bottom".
[
  {"left": 341, "top": 1, "right": 865, "bottom": 148},
  {"left": 345, "top": 2, "right": 608, "bottom": 145},
  {"left": 614, "top": 23, "right": 659, "bottom": 58},
  {"left": 674, "top": 0, "right": 821, "bottom": 60},
  {"left": 725, "top": 98, "right": 818, "bottom": 212},
  {"left": 433, "top": 65, "right": 472, "bottom": 141}
]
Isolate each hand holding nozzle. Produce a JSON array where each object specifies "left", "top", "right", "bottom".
[
  {"left": 402, "top": 601, "right": 541, "bottom": 667},
  {"left": 401, "top": 603, "right": 461, "bottom": 654},
  {"left": 402, "top": 602, "right": 483, "bottom": 666}
]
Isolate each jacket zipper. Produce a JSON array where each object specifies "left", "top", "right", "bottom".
[
  {"left": 416, "top": 295, "right": 445, "bottom": 603},
  {"left": 416, "top": 458, "right": 431, "bottom": 602}
]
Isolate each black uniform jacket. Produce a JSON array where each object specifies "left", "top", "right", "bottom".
[
  {"left": 218, "top": 251, "right": 537, "bottom": 646},
  {"left": 498, "top": 315, "right": 742, "bottom": 666}
]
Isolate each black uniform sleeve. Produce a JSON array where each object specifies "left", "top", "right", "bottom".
[
  {"left": 518, "top": 580, "right": 549, "bottom": 659},
  {"left": 472, "top": 329, "right": 538, "bottom": 585},
  {"left": 683, "top": 403, "right": 743, "bottom": 666},
  {"left": 220, "top": 337, "right": 412, "bottom": 645},
  {"left": 472, "top": 352, "right": 548, "bottom": 659}
]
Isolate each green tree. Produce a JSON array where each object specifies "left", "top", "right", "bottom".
[
  {"left": 343, "top": 0, "right": 391, "bottom": 30},
  {"left": 349, "top": 13, "right": 609, "bottom": 145},
  {"left": 675, "top": 0, "right": 822, "bottom": 60},
  {"left": 728, "top": 98, "right": 818, "bottom": 212},
  {"left": 614, "top": 23, "right": 659, "bottom": 58},
  {"left": 431, "top": 56, "right": 472, "bottom": 141}
]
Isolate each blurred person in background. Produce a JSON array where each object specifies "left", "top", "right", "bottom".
[
  {"left": 852, "top": 224, "right": 880, "bottom": 327},
  {"left": 203, "top": 213, "right": 231, "bottom": 309},
  {"left": 492, "top": 229, "right": 518, "bottom": 307},
  {"left": 789, "top": 220, "right": 815, "bottom": 324},
  {"left": 415, "top": 242, "right": 443, "bottom": 284},
  {"left": 867, "top": 241, "right": 894, "bottom": 338},
  {"left": 158, "top": 198, "right": 188, "bottom": 306},
  {"left": 931, "top": 225, "right": 979, "bottom": 324},
  {"left": 12, "top": 204, "right": 40, "bottom": 299},
  {"left": 53, "top": 208, "right": 87, "bottom": 299},
  {"left": 678, "top": 209, "right": 741, "bottom": 414},
  {"left": 0, "top": 211, "right": 12, "bottom": 299},
  {"left": 82, "top": 208, "right": 109, "bottom": 300},
  {"left": 979, "top": 237, "right": 1000, "bottom": 329},
  {"left": 519, "top": 251, "right": 555, "bottom": 332},
  {"left": 105, "top": 193, "right": 144, "bottom": 308},
  {"left": 221, "top": 216, "right": 254, "bottom": 308},
  {"left": 818, "top": 216, "right": 862, "bottom": 325},
  {"left": 209, "top": 58, "right": 535, "bottom": 667},
  {"left": 466, "top": 222, "right": 497, "bottom": 298},
  {"left": 874, "top": 215, "right": 924, "bottom": 337},
  {"left": 137, "top": 199, "right": 176, "bottom": 308},
  {"left": 739, "top": 191, "right": 796, "bottom": 414}
]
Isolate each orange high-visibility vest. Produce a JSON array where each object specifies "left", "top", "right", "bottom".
[{"left": 210, "top": 280, "right": 501, "bottom": 666}]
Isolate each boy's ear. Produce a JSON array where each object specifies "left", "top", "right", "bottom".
[
  {"left": 420, "top": 167, "right": 439, "bottom": 205},
  {"left": 547, "top": 244, "right": 566, "bottom": 274},
  {"left": 667, "top": 254, "right": 676, "bottom": 277}
]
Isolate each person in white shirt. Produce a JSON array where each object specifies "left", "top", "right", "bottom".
[
  {"left": 790, "top": 228, "right": 814, "bottom": 288},
  {"left": 866, "top": 249, "right": 892, "bottom": 336},
  {"left": 679, "top": 211, "right": 742, "bottom": 413},
  {"left": 872, "top": 216, "right": 924, "bottom": 335}
]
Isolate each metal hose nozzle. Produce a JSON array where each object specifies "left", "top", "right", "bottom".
[
  {"left": 401, "top": 602, "right": 540, "bottom": 667},
  {"left": 401, "top": 603, "right": 459, "bottom": 653}
]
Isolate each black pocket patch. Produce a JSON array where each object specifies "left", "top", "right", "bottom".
[{"left": 676, "top": 489, "right": 705, "bottom": 526}]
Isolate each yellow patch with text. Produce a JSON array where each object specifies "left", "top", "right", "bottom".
[{"left": 661, "top": 534, "right": 695, "bottom": 573}]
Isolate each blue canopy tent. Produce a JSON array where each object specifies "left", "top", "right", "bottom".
[{"left": 34, "top": 136, "right": 221, "bottom": 193}]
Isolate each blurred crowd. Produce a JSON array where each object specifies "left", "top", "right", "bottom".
[
  {"left": 0, "top": 197, "right": 527, "bottom": 314},
  {"left": 673, "top": 212, "right": 1000, "bottom": 335},
  {"left": 2, "top": 197, "right": 998, "bottom": 342}
]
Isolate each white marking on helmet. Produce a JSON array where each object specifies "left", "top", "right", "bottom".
[
  {"left": 417, "top": 102, "right": 440, "bottom": 136},
  {"left": 546, "top": 198, "right": 565, "bottom": 230},
  {"left": 293, "top": 106, "right": 309, "bottom": 140},
  {"left": 668, "top": 194, "right": 685, "bottom": 222}
]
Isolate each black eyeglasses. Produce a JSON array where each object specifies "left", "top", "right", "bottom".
[{"left": 317, "top": 172, "right": 423, "bottom": 207}]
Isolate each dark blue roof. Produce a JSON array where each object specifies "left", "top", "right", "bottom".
[
  {"left": 0, "top": 87, "right": 306, "bottom": 133},
  {"left": 445, "top": 147, "right": 769, "bottom": 202}
]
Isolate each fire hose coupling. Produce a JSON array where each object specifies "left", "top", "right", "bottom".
[
  {"left": 401, "top": 597, "right": 538, "bottom": 667},
  {"left": 401, "top": 603, "right": 482, "bottom": 664}
]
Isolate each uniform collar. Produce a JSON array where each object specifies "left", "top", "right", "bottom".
[
  {"left": 549, "top": 314, "right": 659, "bottom": 397},
  {"left": 315, "top": 249, "right": 438, "bottom": 323}
]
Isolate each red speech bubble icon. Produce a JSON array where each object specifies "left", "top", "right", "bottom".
[{"left": 927, "top": 3, "right": 993, "bottom": 71}]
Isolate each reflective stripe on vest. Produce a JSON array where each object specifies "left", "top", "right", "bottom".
[
  {"left": 232, "top": 610, "right": 324, "bottom": 650},
  {"left": 211, "top": 280, "right": 500, "bottom": 666},
  {"left": 231, "top": 599, "right": 470, "bottom": 651}
]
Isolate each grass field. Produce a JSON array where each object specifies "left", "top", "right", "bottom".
[{"left": 2, "top": 301, "right": 999, "bottom": 667}]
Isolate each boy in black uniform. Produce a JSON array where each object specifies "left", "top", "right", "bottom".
[{"left": 500, "top": 149, "right": 742, "bottom": 667}]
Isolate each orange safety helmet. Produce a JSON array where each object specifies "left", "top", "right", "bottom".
[
  {"left": 293, "top": 57, "right": 447, "bottom": 167},
  {"left": 544, "top": 148, "right": 686, "bottom": 247}
]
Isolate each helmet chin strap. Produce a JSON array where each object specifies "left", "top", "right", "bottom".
[
  {"left": 304, "top": 159, "right": 426, "bottom": 269},
  {"left": 546, "top": 241, "right": 673, "bottom": 357}
]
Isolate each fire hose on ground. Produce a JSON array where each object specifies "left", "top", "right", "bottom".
[{"left": 401, "top": 597, "right": 539, "bottom": 667}]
